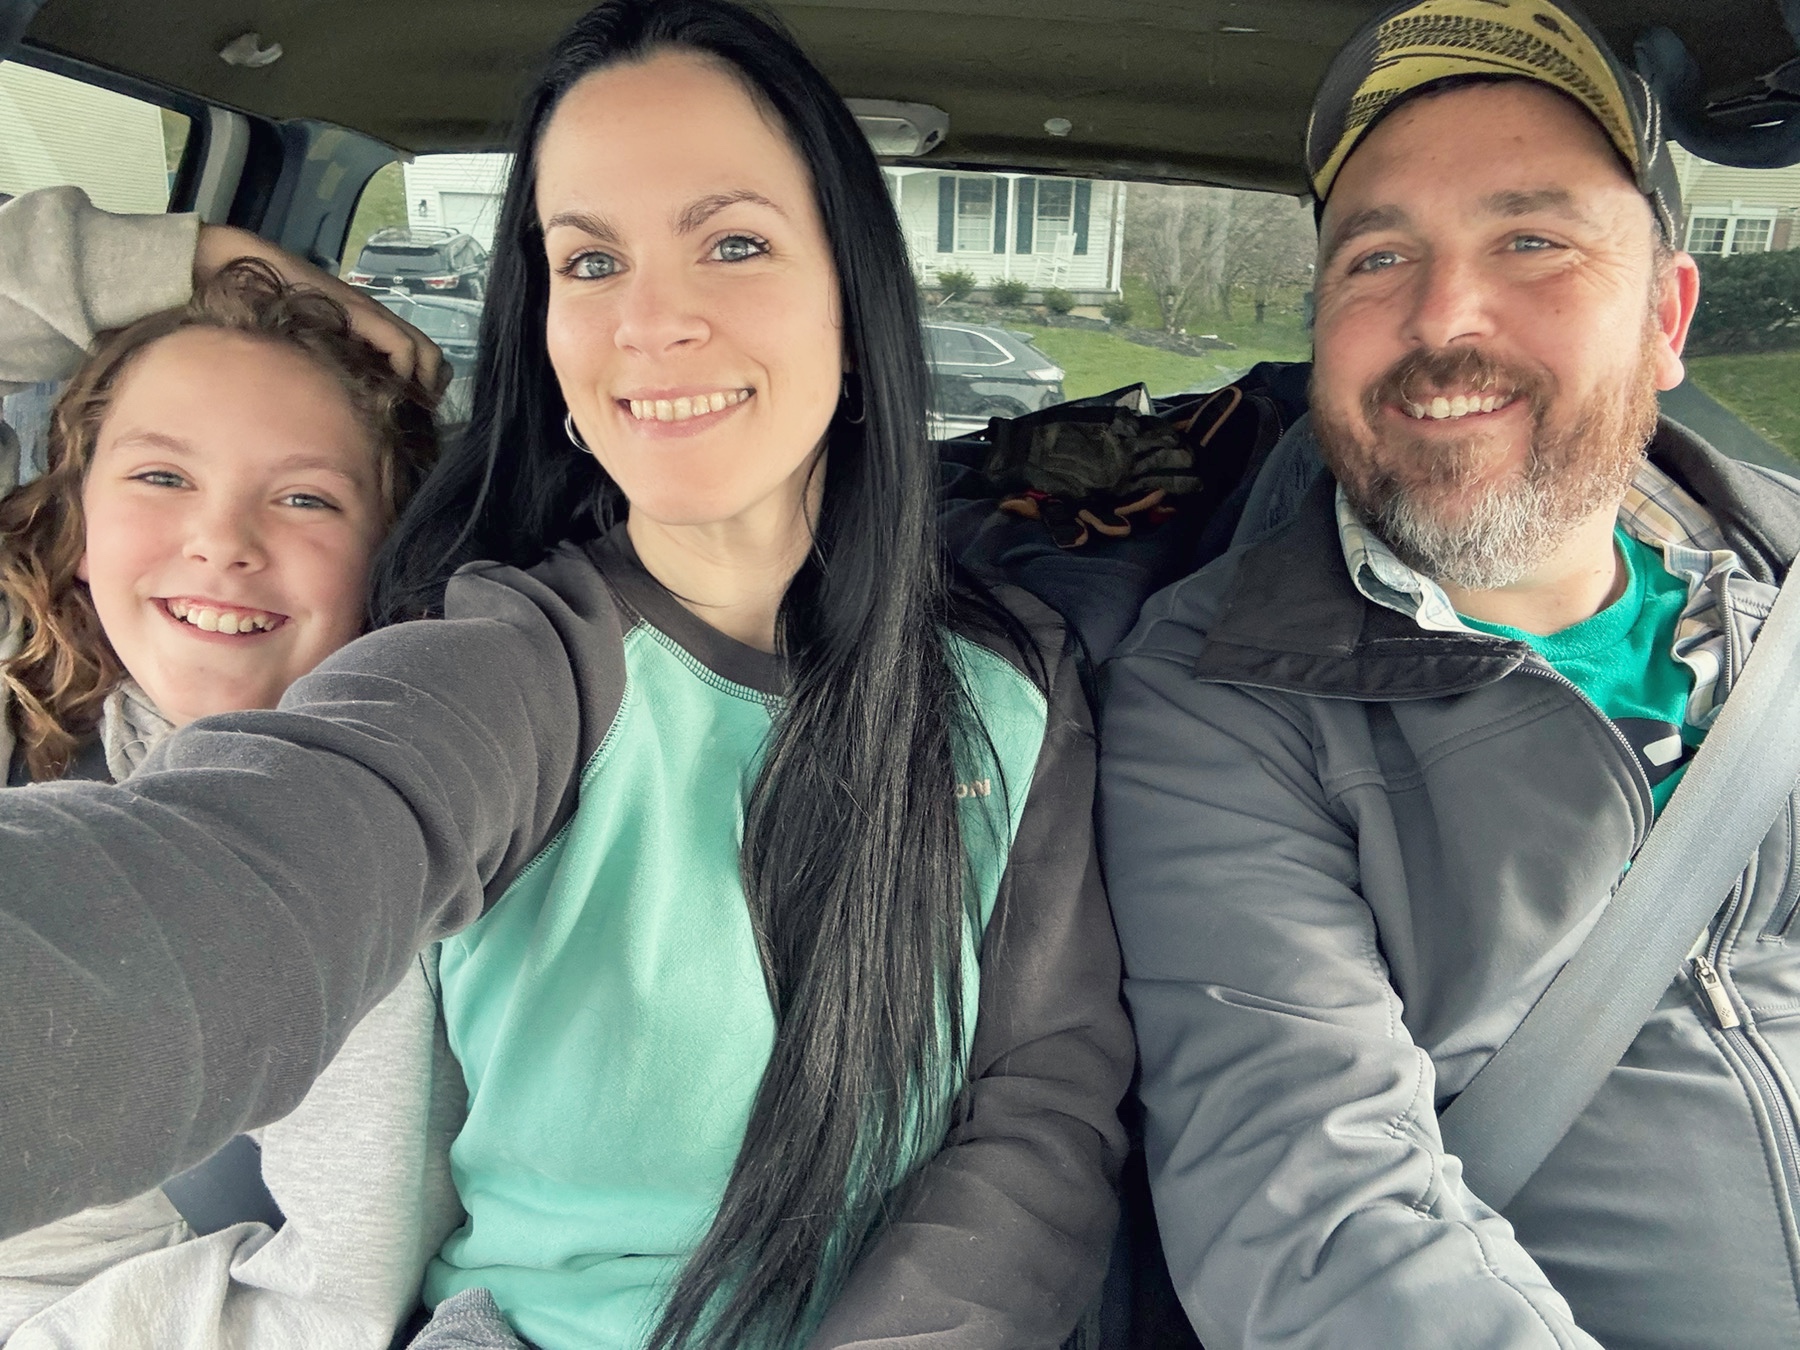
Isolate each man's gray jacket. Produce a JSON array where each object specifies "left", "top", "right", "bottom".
[{"left": 1101, "top": 421, "right": 1800, "bottom": 1350}]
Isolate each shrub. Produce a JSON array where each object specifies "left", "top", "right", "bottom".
[
  {"left": 1101, "top": 297, "right": 1134, "bottom": 325},
  {"left": 1688, "top": 250, "right": 1800, "bottom": 355},
  {"left": 1043, "top": 287, "right": 1077, "bottom": 315},
  {"left": 989, "top": 277, "right": 1028, "bottom": 306},
  {"left": 935, "top": 268, "right": 977, "bottom": 302}
]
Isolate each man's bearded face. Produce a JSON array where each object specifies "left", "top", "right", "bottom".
[
  {"left": 1313, "top": 325, "right": 1660, "bottom": 590},
  {"left": 1306, "top": 79, "right": 1690, "bottom": 594}
]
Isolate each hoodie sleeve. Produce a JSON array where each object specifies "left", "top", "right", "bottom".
[
  {"left": 0, "top": 554, "right": 625, "bottom": 1244},
  {"left": 807, "top": 626, "right": 1133, "bottom": 1349},
  {"left": 0, "top": 186, "right": 199, "bottom": 396},
  {"left": 1098, "top": 618, "right": 1603, "bottom": 1350}
]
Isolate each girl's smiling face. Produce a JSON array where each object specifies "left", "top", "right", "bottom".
[
  {"left": 78, "top": 327, "right": 388, "bottom": 726},
  {"left": 535, "top": 50, "right": 844, "bottom": 537}
]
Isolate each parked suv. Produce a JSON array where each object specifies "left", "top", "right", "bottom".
[
  {"left": 924, "top": 322, "right": 1065, "bottom": 437},
  {"left": 346, "top": 228, "right": 488, "bottom": 299}
]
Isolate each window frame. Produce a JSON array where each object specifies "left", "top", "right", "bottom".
[
  {"left": 1034, "top": 178, "right": 1076, "bottom": 243},
  {"left": 1684, "top": 205, "right": 1779, "bottom": 256},
  {"left": 7, "top": 47, "right": 213, "bottom": 214},
  {"left": 953, "top": 176, "right": 995, "bottom": 254}
]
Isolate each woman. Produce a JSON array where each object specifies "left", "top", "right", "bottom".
[
  {"left": 0, "top": 3, "right": 1132, "bottom": 1346},
  {"left": 0, "top": 260, "right": 462, "bottom": 1349}
]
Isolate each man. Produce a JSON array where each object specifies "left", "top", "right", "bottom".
[{"left": 1102, "top": 2, "right": 1800, "bottom": 1347}]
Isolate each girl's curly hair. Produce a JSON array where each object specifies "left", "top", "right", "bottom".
[{"left": 0, "top": 257, "right": 440, "bottom": 780}]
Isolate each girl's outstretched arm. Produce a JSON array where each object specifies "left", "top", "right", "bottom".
[{"left": 0, "top": 549, "right": 625, "bottom": 1243}]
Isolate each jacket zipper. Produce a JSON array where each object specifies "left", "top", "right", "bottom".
[
  {"left": 1691, "top": 952, "right": 1740, "bottom": 1028},
  {"left": 1696, "top": 892, "right": 1800, "bottom": 1210},
  {"left": 1690, "top": 574, "right": 1800, "bottom": 1221},
  {"left": 1694, "top": 955, "right": 1800, "bottom": 1204},
  {"left": 1519, "top": 654, "right": 1800, "bottom": 1218}
]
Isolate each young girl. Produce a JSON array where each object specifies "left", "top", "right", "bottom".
[
  {"left": 0, "top": 258, "right": 452, "bottom": 1348},
  {"left": 0, "top": 4, "right": 1133, "bottom": 1347},
  {"left": 0, "top": 256, "right": 437, "bottom": 783}
]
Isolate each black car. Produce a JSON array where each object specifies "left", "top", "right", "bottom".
[
  {"left": 347, "top": 228, "right": 488, "bottom": 300},
  {"left": 924, "top": 323, "right": 1065, "bottom": 437},
  {"left": 368, "top": 290, "right": 483, "bottom": 423}
]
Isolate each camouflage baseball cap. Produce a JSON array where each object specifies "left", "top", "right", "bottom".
[{"left": 1306, "top": 0, "right": 1682, "bottom": 240}]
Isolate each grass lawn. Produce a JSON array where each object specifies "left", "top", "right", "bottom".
[
  {"left": 1685, "top": 351, "right": 1800, "bottom": 460},
  {"left": 1018, "top": 318, "right": 1311, "bottom": 400}
]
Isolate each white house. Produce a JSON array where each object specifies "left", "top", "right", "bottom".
[
  {"left": 884, "top": 169, "right": 1125, "bottom": 300},
  {"left": 1671, "top": 144, "right": 1800, "bottom": 254},
  {"left": 401, "top": 152, "right": 511, "bottom": 249},
  {"left": 0, "top": 61, "right": 170, "bottom": 212}
]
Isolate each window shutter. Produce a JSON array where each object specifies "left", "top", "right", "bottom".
[
  {"left": 1016, "top": 179, "right": 1037, "bottom": 253},
  {"left": 993, "top": 178, "right": 1010, "bottom": 253},
  {"left": 937, "top": 177, "right": 956, "bottom": 254},
  {"left": 1074, "top": 180, "right": 1092, "bottom": 255}
]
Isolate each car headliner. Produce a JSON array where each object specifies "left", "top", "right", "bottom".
[{"left": 21, "top": 0, "right": 1800, "bottom": 192}]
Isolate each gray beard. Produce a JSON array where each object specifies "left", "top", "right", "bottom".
[
  {"left": 1361, "top": 454, "right": 1606, "bottom": 591},
  {"left": 1319, "top": 345, "right": 1659, "bottom": 593}
]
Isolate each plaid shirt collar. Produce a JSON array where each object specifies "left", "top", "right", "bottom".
[{"left": 1337, "top": 461, "right": 1767, "bottom": 729}]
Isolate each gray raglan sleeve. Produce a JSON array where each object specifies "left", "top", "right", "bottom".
[
  {"left": 807, "top": 629, "right": 1134, "bottom": 1350},
  {"left": 0, "top": 561, "right": 618, "bottom": 1244},
  {"left": 0, "top": 186, "right": 199, "bottom": 396},
  {"left": 1099, "top": 617, "right": 1603, "bottom": 1350}
]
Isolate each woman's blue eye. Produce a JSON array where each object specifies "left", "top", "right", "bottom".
[
  {"left": 280, "top": 492, "right": 335, "bottom": 511},
  {"left": 131, "top": 470, "right": 187, "bottom": 489},
  {"left": 565, "top": 251, "right": 619, "bottom": 280},
  {"left": 714, "top": 234, "right": 769, "bottom": 263}
]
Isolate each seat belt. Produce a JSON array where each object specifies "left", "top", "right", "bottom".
[{"left": 1438, "top": 563, "right": 1800, "bottom": 1213}]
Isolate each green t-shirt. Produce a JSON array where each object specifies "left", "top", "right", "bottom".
[{"left": 1462, "top": 529, "right": 1701, "bottom": 813}]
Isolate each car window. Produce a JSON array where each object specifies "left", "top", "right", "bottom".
[
  {"left": 1666, "top": 145, "right": 1800, "bottom": 469},
  {"left": 902, "top": 173, "right": 1314, "bottom": 405},
  {"left": 1, "top": 58, "right": 191, "bottom": 476},
  {"left": 330, "top": 154, "right": 1800, "bottom": 474},
  {"left": 340, "top": 154, "right": 511, "bottom": 426},
  {"left": 954, "top": 329, "right": 1013, "bottom": 366},
  {"left": 343, "top": 154, "right": 509, "bottom": 280},
  {"left": 0, "top": 59, "right": 189, "bottom": 211},
  {"left": 341, "top": 162, "right": 1317, "bottom": 431}
]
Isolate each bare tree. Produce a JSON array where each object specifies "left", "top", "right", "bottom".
[
  {"left": 1226, "top": 194, "right": 1316, "bottom": 324},
  {"left": 1122, "top": 184, "right": 1232, "bottom": 333},
  {"left": 1124, "top": 185, "right": 1315, "bottom": 331}
]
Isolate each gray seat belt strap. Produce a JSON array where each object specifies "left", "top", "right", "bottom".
[{"left": 1439, "top": 564, "right": 1800, "bottom": 1212}]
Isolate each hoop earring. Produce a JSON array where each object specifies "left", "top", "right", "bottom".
[
  {"left": 564, "top": 411, "right": 590, "bottom": 452},
  {"left": 839, "top": 372, "right": 867, "bottom": 426}
]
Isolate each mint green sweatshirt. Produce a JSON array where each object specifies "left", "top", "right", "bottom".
[{"left": 422, "top": 533, "right": 1096, "bottom": 1348}]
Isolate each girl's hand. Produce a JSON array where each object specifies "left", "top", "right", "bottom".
[{"left": 193, "top": 224, "right": 449, "bottom": 398}]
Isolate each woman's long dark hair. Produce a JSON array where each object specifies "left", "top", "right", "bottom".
[{"left": 369, "top": 2, "right": 1022, "bottom": 1344}]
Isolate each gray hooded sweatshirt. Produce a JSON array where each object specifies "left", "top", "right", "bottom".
[
  {"left": 0, "top": 184, "right": 468, "bottom": 1349},
  {"left": 1102, "top": 421, "right": 1800, "bottom": 1350}
]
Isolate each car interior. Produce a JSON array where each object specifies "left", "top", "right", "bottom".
[{"left": 8, "top": 0, "right": 1800, "bottom": 1344}]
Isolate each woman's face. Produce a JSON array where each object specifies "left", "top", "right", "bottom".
[
  {"left": 536, "top": 51, "right": 844, "bottom": 536},
  {"left": 78, "top": 328, "right": 389, "bottom": 727}
]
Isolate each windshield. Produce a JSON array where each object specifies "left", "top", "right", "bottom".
[{"left": 342, "top": 150, "right": 1800, "bottom": 469}]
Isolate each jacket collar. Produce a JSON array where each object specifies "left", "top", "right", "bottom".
[{"left": 1192, "top": 417, "right": 1800, "bottom": 700}]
